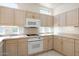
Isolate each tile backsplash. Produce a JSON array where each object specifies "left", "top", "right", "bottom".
[
  {"left": 54, "top": 26, "right": 79, "bottom": 34},
  {"left": 0, "top": 26, "right": 24, "bottom": 35}
]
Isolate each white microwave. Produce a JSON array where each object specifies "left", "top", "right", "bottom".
[{"left": 25, "top": 18, "right": 40, "bottom": 27}]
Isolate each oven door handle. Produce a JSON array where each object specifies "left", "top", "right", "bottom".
[{"left": 28, "top": 40, "right": 42, "bottom": 42}]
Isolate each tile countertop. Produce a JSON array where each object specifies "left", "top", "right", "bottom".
[
  {"left": 0, "top": 35, "right": 27, "bottom": 42},
  {"left": 53, "top": 33, "right": 79, "bottom": 40},
  {"left": 0, "top": 33, "right": 79, "bottom": 42},
  {"left": 0, "top": 34, "right": 53, "bottom": 42}
]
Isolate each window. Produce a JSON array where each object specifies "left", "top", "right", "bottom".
[
  {"left": 40, "top": 7, "right": 51, "bottom": 15},
  {"left": 0, "top": 3, "right": 18, "bottom": 8}
]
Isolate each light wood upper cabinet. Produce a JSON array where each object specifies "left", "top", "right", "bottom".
[
  {"left": 62, "top": 38, "right": 74, "bottom": 56},
  {"left": 54, "top": 13, "right": 66, "bottom": 26},
  {"left": 66, "top": 8, "right": 79, "bottom": 26},
  {"left": 18, "top": 39, "right": 28, "bottom": 56},
  {"left": 26, "top": 11, "right": 40, "bottom": 19},
  {"left": 40, "top": 14, "right": 53, "bottom": 27},
  {"left": 54, "top": 36, "right": 63, "bottom": 53},
  {"left": 59, "top": 13, "right": 66, "bottom": 26},
  {"left": 75, "top": 40, "right": 79, "bottom": 56},
  {"left": 40, "top": 14, "right": 48, "bottom": 27},
  {"left": 31, "top": 12, "right": 40, "bottom": 19},
  {"left": 54, "top": 8, "right": 79, "bottom": 26},
  {"left": 4, "top": 39, "right": 17, "bottom": 56},
  {"left": 47, "top": 16, "right": 54, "bottom": 27},
  {"left": 14, "top": 9, "right": 26, "bottom": 26},
  {"left": 54, "top": 15, "right": 60, "bottom": 26},
  {"left": 0, "top": 6, "right": 14, "bottom": 25}
]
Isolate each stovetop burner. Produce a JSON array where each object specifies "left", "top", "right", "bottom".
[{"left": 26, "top": 34, "right": 39, "bottom": 36}]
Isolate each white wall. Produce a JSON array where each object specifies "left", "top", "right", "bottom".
[{"left": 53, "top": 3, "right": 79, "bottom": 15}]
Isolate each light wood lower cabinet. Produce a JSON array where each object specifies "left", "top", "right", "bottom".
[
  {"left": 17, "top": 39, "right": 28, "bottom": 56},
  {"left": 43, "top": 37, "right": 49, "bottom": 51},
  {"left": 3, "top": 38, "right": 28, "bottom": 56},
  {"left": 4, "top": 39, "right": 17, "bottom": 56},
  {"left": 48, "top": 38, "right": 53, "bottom": 50},
  {"left": 62, "top": 38, "right": 74, "bottom": 56},
  {"left": 75, "top": 40, "right": 79, "bottom": 56},
  {"left": 43, "top": 36, "right": 53, "bottom": 51},
  {"left": 54, "top": 36, "right": 63, "bottom": 53},
  {"left": 54, "top": 36, "right": 75, "bottom": 56}
]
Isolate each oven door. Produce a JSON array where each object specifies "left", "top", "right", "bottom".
[{"left": 28, "top": 40, "right": 43, "bottom": 55}]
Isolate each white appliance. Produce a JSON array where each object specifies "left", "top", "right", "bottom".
[
  {"left": 25, "top": 18, "right": 40, "bottom": 27},
  {"left": 28, "top": 36, "right": 43, "bottom": 55}
]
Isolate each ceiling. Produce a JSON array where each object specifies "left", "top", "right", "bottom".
[
  {"left": 39, "top": 3, "right": 64, "bottom": 8},
  {"left": 17, "top": 3, "right": 79, "bottom": 9},
  {"left": 17, "top": 3, "right": 64, "bottom": 9},
  {"left": 39, "top": 3, "right": 79, "bottom": 9}
]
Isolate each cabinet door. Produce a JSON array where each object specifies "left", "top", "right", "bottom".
[
  {"left": 26, "top": 11, "right": 40, "bottom": 19},
  {"left": 48, "top": 37, "right": 53, "bottom": 50},
  {"left": 31, "top": 12, "right": 40, "bottom": 19},
  {"left": 5, "top": 40, "right": 17, "bottom": 56},
  {"left": 0, "top": 6, "right": 14, "bottom": 25},
  {"left": 62, "top": 38, "right": 74, "bottom": 56},
  {"left": 75, "top": 40, "right": 79, "bottom": 56},
  {"left": 14, "top": 9, "right": 26, "bottom": 26},
  {"left": 47, "top": 16, "right": 54, "bottom": 27},
  {"left": 18, "top": 39, "right": 28, "bottom": 56},
  {"left": 40, "top": 14, "right": 53, "bottom": 27},
  {"left": 26, "top": 11, "right": 33, "bottom": 19},
  {"left": 43, "top": 36, "right": 49, "bottom": 51},
  {"left": 54, "top": 15, "right": 60, "bottom": 26},
  {"left": 59, "top": 13, "right": 66, "bottom": 26},
  {"left": 40, "top": 14, "right": 48, "bottom": 27},
  {"left": 54, "top": 36, "right": 62, "bottom": 52},
  {"left": 66, "top": 8, "right": 78, "bottom": 26}
]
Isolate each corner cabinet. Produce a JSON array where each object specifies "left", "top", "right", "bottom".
[
  {"left": 43, "top": 36, "right": 53, "bottom": 51},
  {"left": 40, "top": 14, "right": 53, "bottom": 27},
  {"left": 54, "top": 13, "right": 66, "bottom": 26},
  {"left": 54, "top": 36, "right": 63, "bottom": 53},
  {"left": 14, "top": 9, "right": 26, "bottom": 26},
  {"left": 0, "top": 6, "right": 14, "bottom": 25},
  {"left": 48, "top": 36, "right": 54, "bottom": 50},
  {"left": 54, "top": 15, "right": 60, "bottom": 26},
  {"left": 59, "top": 13, "right": 66, "bottom": 26}
]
